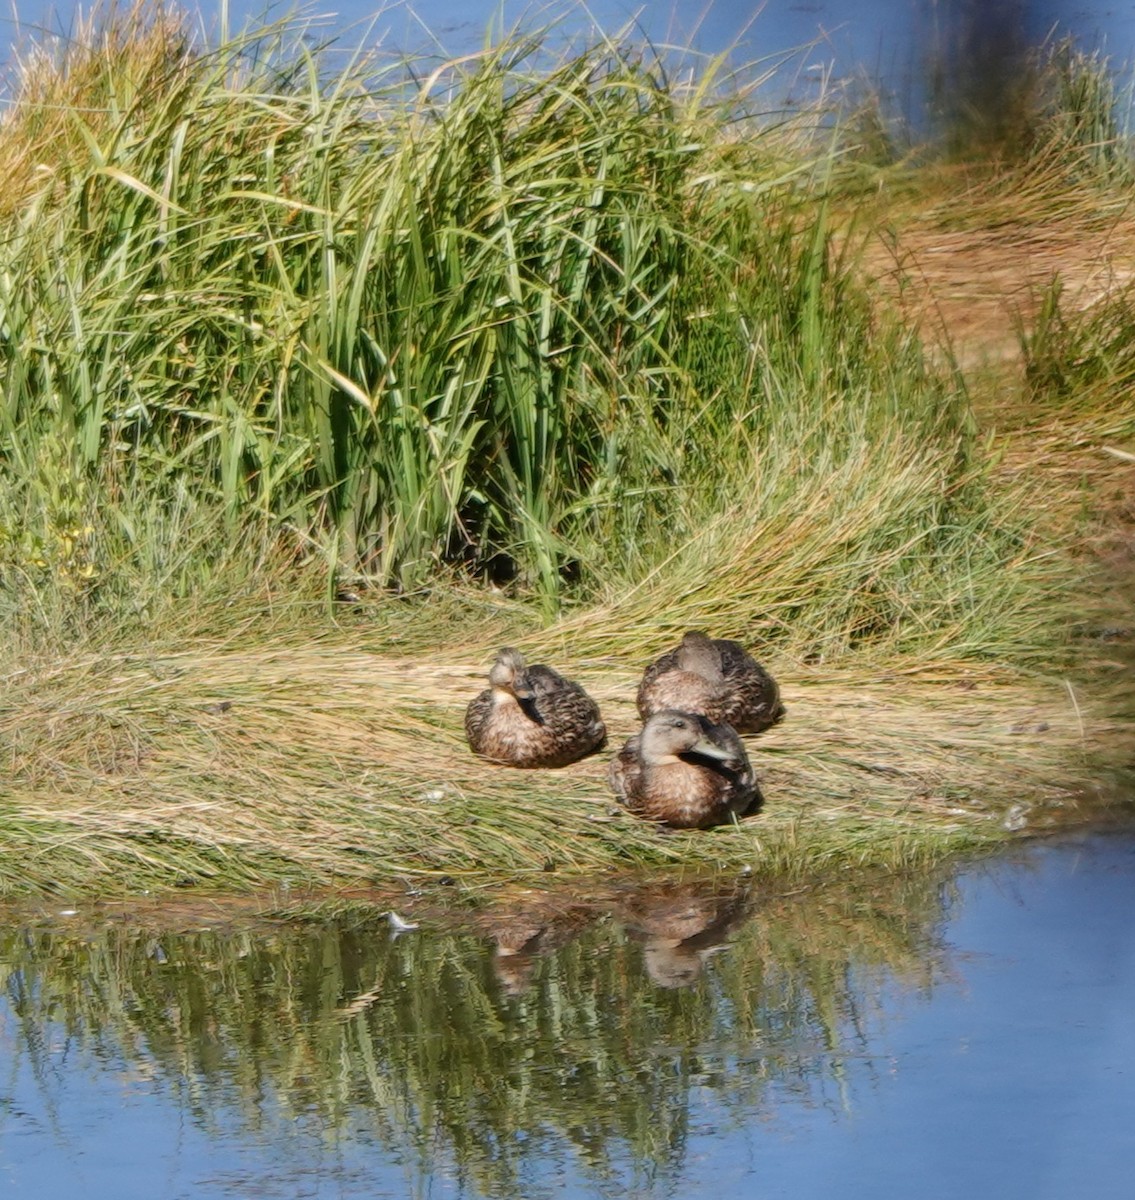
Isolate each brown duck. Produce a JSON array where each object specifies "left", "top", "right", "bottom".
[
  {"left": 609, "top": 709, "right": 761, "bottom": 829},
  {"left": 465, "top": 648, "right": 606, "bottom": 768},
  {"left": 636, "top": 630, "right": 784, "bottom": 734}
]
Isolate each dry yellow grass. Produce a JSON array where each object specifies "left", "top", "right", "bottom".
[
  {"left": 853, "top": 165, "right": 1135, "bottom": 369},
  {"left": 1, "top": 634, "right": 1125, "bottom": 896},
  {"left": 851, "top": 165, "right": 1135, "bottom": 640}
]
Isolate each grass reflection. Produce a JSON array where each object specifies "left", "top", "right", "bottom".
[{"left": 0, "top": 870, "right": 947, "bottom": 1196}]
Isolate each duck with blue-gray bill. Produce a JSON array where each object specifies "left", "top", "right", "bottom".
[
  {"left": 609, "top": 709, "right": 761, "bottom": 829},
  {"left": 465, "top": 648, "right": 607, "bottom": 768}
]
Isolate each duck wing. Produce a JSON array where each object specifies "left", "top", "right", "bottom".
[
  {"left": 608, "top": 732, "right": 644, "bottom": 803},
  {"left": 464, "top": 688, "right": 493, "bottom": 748},
  {"left": 526, "top": 663, "right": 576, "bottom": 696},
  {"left": 637, "top": 646, "right": 682, "bottom": 693},
  {"left": 715, "top": 640, "right": 784, "bottom": 733},
  {"left": 526, "top": 664, "right": 607, "bottom": 753},
  {"left": 636, "top": 646, "right": 703, "bottom": 719}
]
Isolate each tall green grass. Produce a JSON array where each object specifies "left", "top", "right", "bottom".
[{"left": 0, "top": 4, "right": 1046, "bottom": 662}]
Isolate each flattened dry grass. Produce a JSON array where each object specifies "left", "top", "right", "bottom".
[{"left": 0, "top": 631, "right": 1123, "bottom": 897}]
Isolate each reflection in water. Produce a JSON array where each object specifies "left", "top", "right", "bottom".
[
  {"left": 0, "top": 868, "right": 944, "bottom": 1198},
  {"left": 928, "top": 0, "right": 1034, "bottom": 153},
  {"left": 471, "top": 892, "right": 601, "bottom": 996},
  {"left": 616, "top": 878, "right": 754, "bottom": 989},
  {"left": 477, "top": 876, "right": 758, "bottom": 995},
  {"left": 7, "top": 837, "right": 1132, "bottom": 1198},
  {"left": 8, "top": 839, "right": 1131, "bottom": 1198}
]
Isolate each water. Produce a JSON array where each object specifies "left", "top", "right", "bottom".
[
  {"left": 4, "top": 2, "right": 1135, "bottom": 103},
  {"left": 2, "top": 0, "right": 1134, "bottom": 154},
  {"left": 1, "top": 831, "right": 1132, "bottom": 1198}
]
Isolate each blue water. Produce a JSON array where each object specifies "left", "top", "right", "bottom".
[
  {"left": 2, "top": 0, "right": 1134, "bottom": 143},
  {"left": 1, "top": 832, "right": 1132, "bottom": 1199},
  {"left": 4, "top": 2, "right": 1135, "bottom": 87},
  {"left": 768, "top": 834, "right": 1135, "bottom": 1200}
]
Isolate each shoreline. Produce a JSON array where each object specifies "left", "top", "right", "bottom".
[{"left": 2, "top": 630, "right": 1130, "bottom": 899}]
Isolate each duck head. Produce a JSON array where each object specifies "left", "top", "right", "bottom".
[
  {"left": 488, "top": 647, "right": 536, "bottom": 701},
  {"left": 674, "top": 631, "right": 723, "bottom": 681},
  {"left": 639, "top": 710, "right": 739, "bottom": 766}
]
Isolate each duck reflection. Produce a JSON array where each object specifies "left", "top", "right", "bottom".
[
  {"left": 475, "top": 877, "right": 755, "bottom": 994},
  {"left": 477, "top": 895, "right": 601, "bottom": 996},
  {"left": 616, "top": 877, "right": 754, "bottom": 989}
]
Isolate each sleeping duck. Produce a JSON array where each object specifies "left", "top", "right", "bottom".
[
  {"left": 636, "top": 630, "right": 784, "bottom": 734},
  {"left": 465, "top": 647, "right": 607, "bottom": 768},
  {"left": 609, "top": 709, "right": 761, "bottom": 829}
]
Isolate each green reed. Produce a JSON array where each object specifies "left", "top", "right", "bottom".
[{"left": 0, "top": 4, "right": 1006, "bottom": 635}]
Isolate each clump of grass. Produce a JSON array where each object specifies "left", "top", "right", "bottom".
[
  {"left": 918, "top": 28, "right": 1133, "bottom": 174},
  {"left": 0, "top": 1, "right": 198, "bottom": 222},
  {"left": 0, "top": 4, "right": 801, "bottom": 613},
  {"left": 1023, "top": 277, "right": 1135, "bottom": 438},
  {"left": 1025, "top": 40, "right": 1135, "bottom": 184},
  {"left": 842, "top": 37, "right": 1135, "bottom": 239},
  {"left": 0, "top": 2, "right": 1036, "bottom": 649}
]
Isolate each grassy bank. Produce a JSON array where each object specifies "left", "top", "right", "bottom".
[{"left": 0, "top": 6, "right": 1132, "bottom": 898}]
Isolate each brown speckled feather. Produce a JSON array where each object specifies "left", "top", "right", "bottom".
[
  {"left": 637, "top": 631, "right": 784, "bottom": 734},
  {"left": 465, "top": 651, "right": 606, "bottom": 768},
  {"left": 609, "top": 710, "right": 761, "bottom": 829}
]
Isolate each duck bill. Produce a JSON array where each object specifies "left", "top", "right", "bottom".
[{"left": 690, "top": 737, "right": 738, "bottom": 764}]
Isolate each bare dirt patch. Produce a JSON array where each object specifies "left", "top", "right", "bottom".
[
  {"left": 859, "top": 208, "right": 1135, "bottom": 369},
  {"left": 857, "top": 190, "right": 1135, "bottom": 729}
]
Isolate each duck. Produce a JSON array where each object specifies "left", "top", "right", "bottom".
[
  {"left": 608, "top": 709, "right": 761, "bottom": 829},
  {"left": 465, "top": 647, "right": 607, "bottom": 768},
  {"left": 636, "top": 630, "right": 784, "bottom": 734}
]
